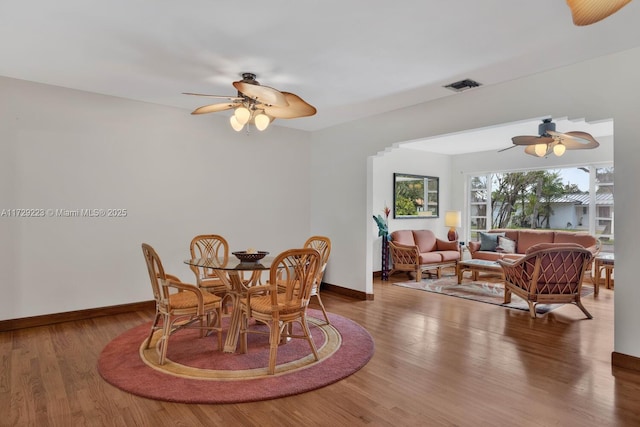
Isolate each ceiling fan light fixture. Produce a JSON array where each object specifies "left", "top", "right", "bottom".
[
  {"left": 553, "top": 143, "right": 566, "bottom": 156},
  {"left": 234, "top": 106, "right": 251, "bottom": 125},
  {"left": 229, "top": 115, "right": 244, "bottom": 132},
  {"left": 534, "top": 143, "right": 548, "bottom": 157},
  {"left": 254, "top": 113, "right": 270, "bottom": 131},
  {"left": 566, "top": 0, "right": 632, "bottom": 26}
]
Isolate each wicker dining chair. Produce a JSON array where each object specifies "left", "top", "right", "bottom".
[
  {"left": 142, "top": 243, "right": 223, "bottom": 365},
  {"left": 303, "top": 236, "right": 332, "bottom": 324},
  {"left": 189, "top": 234, "right": 232, "bottom": 311},
  {"left": 497, "top": 244, "right": 594, "bottom": 319},
  {"left": 239, "top": 248, "right": 321, "bottom": 375}
]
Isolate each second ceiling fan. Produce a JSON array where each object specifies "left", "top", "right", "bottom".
[{"left": 501, "top": 118, "right": 600, "bottom": 157}]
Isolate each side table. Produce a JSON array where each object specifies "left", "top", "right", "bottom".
[{"left": 593, "top": 253, "right": 614, "bottom": 296}]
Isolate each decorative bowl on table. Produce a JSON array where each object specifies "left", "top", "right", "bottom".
[{"left": 232, "top": 250, "right": 269, "bottom": 262}]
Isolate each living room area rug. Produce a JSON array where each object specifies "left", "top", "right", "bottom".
[
  {"left": 97, "top": 309, "right": 374, "bottom": 404},
  {"left": 393, "top": 274, "right": 594, "bottom": 315}
]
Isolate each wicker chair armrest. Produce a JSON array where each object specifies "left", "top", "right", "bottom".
[
  {"left": 163, "top": 277, "right": 205, "bottom": 314},
  {"left": 245, "top": 284, "right": 272, "bottom": 316},
  {"left": 389, "top": 242, "right": 420, "bottom": 265},
  {"left": 497, "top": 257, "right": 534, "bottom": 290}
]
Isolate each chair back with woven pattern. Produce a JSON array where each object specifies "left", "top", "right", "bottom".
[
  {"left": 270, "top": 248, "right": 321, "bottom": 311},
  {"left": 498, "top": 245, "right": 593, "bottom": 318},
  {"left": 189, "top": 235, "right": 229, "bottom": 278},
  {"left": 303, "top": 236, "right": 331, "bottom": 292},
  {"left": 141, "top": 243, "right": 170, "bottom": 312}
]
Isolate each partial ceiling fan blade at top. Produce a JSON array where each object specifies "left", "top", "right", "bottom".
[
  {"left": 566, "top": 0, "right": 632, "bottom": 26},
  {"left": 511, "top": 135, "right": 553, "bottom": 146},
  {"left": 263, "top": 92, "right": 317, "bottom": 119},
  {"left": 190, "top": 102, "right": 240, "bottom": 115},
  {"left": 232, "top": 81, "right": 289, "bottom": 107}
]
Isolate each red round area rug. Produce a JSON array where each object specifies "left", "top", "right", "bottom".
[{"left": 97, "top": 309, "right": 374, "bottom": 404}]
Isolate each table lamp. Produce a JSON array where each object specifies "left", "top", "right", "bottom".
[{"left": 444, "top": 211, "right": 461, "bottom": 241}]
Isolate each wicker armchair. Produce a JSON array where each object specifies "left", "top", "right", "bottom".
[
  {"left": 141, "top": 243, "right": 223, "bottom": 365},
  {"left": 497, "top": 244, "right": 594, "bottom": 319},
  {"left": 239, "top": 248, "right": 321, "bottom": 375}
]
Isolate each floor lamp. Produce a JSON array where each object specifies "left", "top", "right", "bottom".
[{"left": 445, "top": 211, "right": 461, "bottom": 242}]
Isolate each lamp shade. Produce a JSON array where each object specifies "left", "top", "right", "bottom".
[
  {"left": 566, "top": 0, "right": 631, "bottom": 26},
  {"left": 444, "top": 211, "right": 462, "bottom": 228},
  {"left": 444, "top": 211, "right": 461, "bottom": 242}
]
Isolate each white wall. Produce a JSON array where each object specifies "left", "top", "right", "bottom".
[
  {"left": 310, "top": 47, "right": 640, "bottom": 359},
  {"left": 0, "top": 76, "right": 312, "bottom": 320},
  {"left": 371, "top": 148, "right": 453, "bottom": 273}
]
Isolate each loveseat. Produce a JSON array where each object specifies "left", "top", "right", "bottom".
[
  {"left": 468, "top": 229, "right": 600, "bottom": 262},
  {"left": 388, "top": 229, "right": 461, "bottom": 281}
]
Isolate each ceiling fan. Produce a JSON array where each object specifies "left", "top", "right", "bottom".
[
  {"left": 184, "top": 72, "right": 316, "bottom": 132},
  {"left": 499, "top": 118, "right": 600, "bottom": 157}
]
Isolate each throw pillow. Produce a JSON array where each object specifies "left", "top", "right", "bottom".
[
  {"left": 478, "top": 232, "right": 505, "bottom": 251},
  {"left": 496, "top": 236, "right": 516, "bottom": 254}
]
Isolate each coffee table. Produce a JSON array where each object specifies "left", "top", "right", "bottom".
[{"left": 457, "top": 259, "right": 504, "bottom": 284}]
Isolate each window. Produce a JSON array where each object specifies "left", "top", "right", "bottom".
[{"left": 467, "top": 165, "right": 614, "bottom": 251}]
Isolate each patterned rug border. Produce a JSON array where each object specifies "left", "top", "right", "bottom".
[
  {"left": 393, "top": 275, "right": 594, "bottom": 315},
  {"left": 97, "top": 309, "right": 375, "bottom": 404}
]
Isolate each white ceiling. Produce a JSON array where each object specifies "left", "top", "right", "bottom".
[{"left": 1, "top": 0, "right": 638, "bottom": 139}]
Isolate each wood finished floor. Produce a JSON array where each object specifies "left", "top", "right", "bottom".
[{"left": 2, "top": 273, "right": 639, "bottom": 427}]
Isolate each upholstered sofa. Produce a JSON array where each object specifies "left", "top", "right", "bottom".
[
  {"left": 468, "top": 229, "right": 600, "bottom": 262},
  {"left": 388, "top": 229, "right": 461, "bottom": 281}
]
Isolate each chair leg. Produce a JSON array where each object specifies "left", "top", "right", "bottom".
[
  {"left": 527, "top": 302, "right": 537, "bottom": 318},
  {"left": 503, "top": 288, "right": 512, "bottom": 304},
  {"left": 145, "top": 312, "right": 162, "bottom": 349},
  {"left": 575, "top": 301, "right": 593, "bottom": 319},
  {"left": 313, "top": 293, "right": 331, "bottom": 325},
  {"left": 268, "top": 321, "right": 281, "bottom": 375},
  {"left": 158, "top": 317, "right": 171, "bottom": 365},
  {"left": 415, "top": 269, "right": 422, "bottom": 282}
]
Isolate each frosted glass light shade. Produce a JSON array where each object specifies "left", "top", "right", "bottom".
[
  {"left": 534, "top": 143, "right": 548, "bottom": 157},
  {"left": 234, "top": 107, "right": 250, "bottom": 125},
  {"left": 229, "top": 115, "right": 244, "bottom": 132},
  {"left": 553, "top": 143, "right": 566, "bottom": 156},
  {"left": 566, "top": 0, "right": 631, "bottom": 26},
  {"left": 254, "top": 113, "right": 270, "bottom": 131}
]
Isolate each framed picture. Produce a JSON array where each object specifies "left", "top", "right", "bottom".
[{"left": 393, "top": 173, "right": 439, "bottom": 219}]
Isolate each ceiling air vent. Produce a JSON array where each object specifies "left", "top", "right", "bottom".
[{"left": 444, "top": 78, "right": 482, "bottom": 92}]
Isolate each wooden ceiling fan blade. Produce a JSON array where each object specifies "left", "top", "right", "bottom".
[
  {"left": 190, "top": 102, "right": 239, "bottom": 115},
  {"left": 263, "top": 92, "right": 317, "bottom": 119},
  {"left": 183, "top": 92, "right": 243, "bottom": 101},
  {"left": 232, "top": 81, "right": 289, "bottom": 107},
  {"left": 511, "top": 135, "right": 553, "bottom": 146}
]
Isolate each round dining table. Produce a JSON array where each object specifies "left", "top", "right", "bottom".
[{"left": 184, "top": 256, "right": 276, "bottom": 353}]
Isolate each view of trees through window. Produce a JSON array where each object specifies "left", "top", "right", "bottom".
[{"left": 468, "top": 165, "right": 614, "bottom": 252}]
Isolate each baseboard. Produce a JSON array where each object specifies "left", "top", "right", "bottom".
[
  {"left": 612, "top": 351, "right": 640, "bottom": 375},
  {"left": 0, "top": 300, "right": 155, "bottom": 332},
  {"left": 322, "top": 282, "right": 373, "bottom": 301}
]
